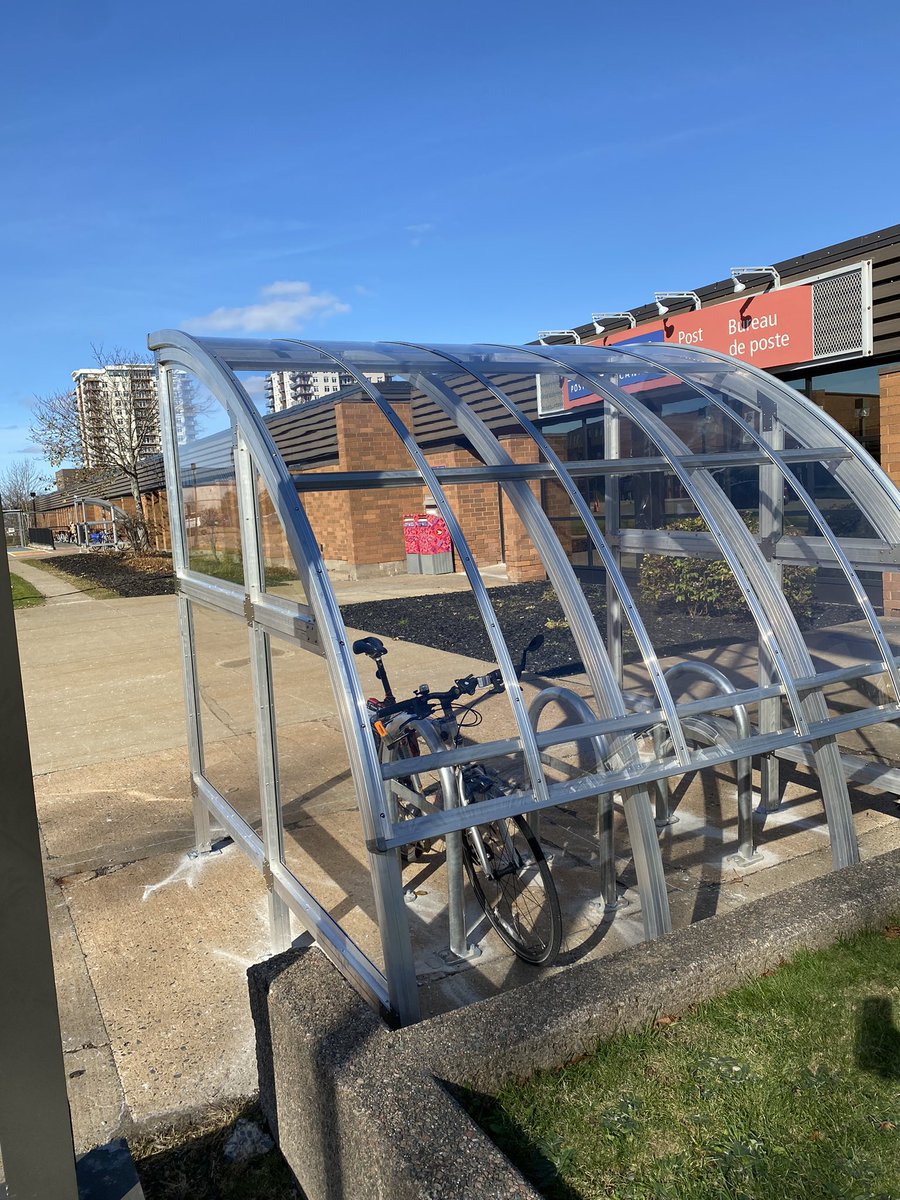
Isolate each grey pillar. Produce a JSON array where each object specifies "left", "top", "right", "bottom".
[{"left": 0, "top": 522, "right": 79, "bottom": 1198}]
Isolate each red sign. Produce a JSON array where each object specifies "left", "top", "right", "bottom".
[{"left": 594, "top": 285, "right": 814, "bottom": 371}]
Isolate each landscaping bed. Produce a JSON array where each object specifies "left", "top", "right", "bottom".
[
  {"left": 30, "top": 550, "right": 296, "bottom": 599},
  {"left": 33, "top": 551, "right": 176, "bottom": 597},
  {"left": 31, "top": 552, "right": 859, "bottom": 671},
  {"left": 341, "top": 580, "right": 856, "bottom": 675},
  {"left": 464, "top": 922, "right": 900, "bottom": 1200}
]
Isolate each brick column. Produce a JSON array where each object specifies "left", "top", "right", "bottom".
[
  {"left": 498, "top": 435, "right": 546, "bottom": 583},
  {"left": 334, "top": 399, "right": 412, "bottom": 577},
  {"left": 881, "top": 371, "right": 900, "bottom": 615},
  {"left": 426, "top": 446, "right": 502, "bottom": 568}
]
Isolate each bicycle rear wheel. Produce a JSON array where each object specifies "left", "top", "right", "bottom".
[{"left": 463, "top": 814, "right": 561, "bottom": 965}]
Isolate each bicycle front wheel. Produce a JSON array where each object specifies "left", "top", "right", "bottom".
[{"left": 463, "top": 815, "right": 561, "bottom": 965}]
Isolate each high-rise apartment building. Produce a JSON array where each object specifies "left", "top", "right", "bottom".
[
  {"left": 72, "top": 363, "right": 162, "bottom": 469},
  {"left": 265, "top": 369, "right": 389, "bottom": 412}
]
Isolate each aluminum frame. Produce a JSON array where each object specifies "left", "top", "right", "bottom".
[{"left": 150, "top": 330, "right": 900, "bottom": 1025}]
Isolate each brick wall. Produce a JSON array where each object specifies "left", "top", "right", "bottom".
[
  {"left": 425, "top": 445, "right": 501, "bottom": 568},
  {"left": 881, "top": 370, "right": 900, "bottom": 615},
  {"left": 294, "top": 401, "right": 415, "bottom": 577},
  {"left": 30, "top": 396, "right": 562, "bottom": 583}
]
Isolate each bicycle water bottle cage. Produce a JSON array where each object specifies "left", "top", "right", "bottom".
[{"left": 352, "top": 636, "right": 387, "bottom": 660}]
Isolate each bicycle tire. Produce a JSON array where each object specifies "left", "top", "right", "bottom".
[{"left": 462, "top": 811, "right": 562, "bottom": 965}]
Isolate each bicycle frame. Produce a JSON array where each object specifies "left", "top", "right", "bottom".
[{"left": 377, "top": 708, "right": 497, "bottom": 880}]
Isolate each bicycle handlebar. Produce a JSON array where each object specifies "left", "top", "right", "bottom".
[{"left": 370, "top": 669, "right": 504, "bottom": 723}]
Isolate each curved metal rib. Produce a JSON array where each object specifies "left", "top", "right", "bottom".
[
  {"left": 148, "top": 330, "right": 419, "bottom": 1024},
  {"left": 287, "top": 338, "right": 551, "bottom": 813},
  {"left": 607, "top": 342, "right": 900, "bottom": 707},
  {"left": 395, "top": 340, "right": 692, "bottom": 768},
  {"left": 656, "top": 344, "right": 900, "bottom": 547},
  {"left": 488, "top": 342, "right": 810, "bottom": 734},
  {"left": 495, "top": 342, "right": 858, "bottom": 870}
]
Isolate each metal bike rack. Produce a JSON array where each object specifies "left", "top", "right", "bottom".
[
  {"left": 650, "top": 661, "right": 761, "bottom": 866},
  {"left": 528, "top": 685, "right": 618, "bottom": 907},
  {"left": 149, "top": 330, "right": 900, "bottom": 1025},
  {"left": 390, "top": 717, "right": 477, "bottom": 963}
]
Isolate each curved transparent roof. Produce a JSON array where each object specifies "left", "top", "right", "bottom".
[{"left": 150, "top": 330, "right": 900, "bottom": 1024}]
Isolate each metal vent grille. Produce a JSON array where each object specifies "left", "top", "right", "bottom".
[
  {"left": 812, "top": 268, "right": 864, "bottom": 357},
  {"left": 536, "top": 374, "right": 564, "bottom": 415}
]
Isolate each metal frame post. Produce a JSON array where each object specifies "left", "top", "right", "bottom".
[
  {"left": 604, "top": 402, "right": 624, "bottom": 687},
  {"left": 758, "top": 404, "right": 785, "bottom": 811},
  {"left": 0, "top": 512, "right": 79, "bottom": 1199},
  {"left": 159, "top": 365, "right": 212, "bottom": 853},
  {"left": 234, "top": 430, "right": 292, "bottom": 953}
]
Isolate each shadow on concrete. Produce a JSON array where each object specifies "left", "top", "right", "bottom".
[{"left": 855, "top": 995, "right": 900, "bottom": 1080}]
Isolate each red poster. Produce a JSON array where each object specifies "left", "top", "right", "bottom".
[
  {"left": 402, "top": 515, "right": 419, "bottom": 554},
  {"left": 418, "top": 514, "right": 451, "bottom": 555}
]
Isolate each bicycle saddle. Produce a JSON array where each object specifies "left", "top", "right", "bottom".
[{"left": 352, "top": 636, "right": 387, "bottom": 659}]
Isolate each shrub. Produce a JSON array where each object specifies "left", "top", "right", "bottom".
[{"left": 639, "top": 516, "right": 816, "bottom": 620}]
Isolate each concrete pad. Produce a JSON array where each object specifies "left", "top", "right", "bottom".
[
  {"left": 66, "top": 1046, "right": 129, "bottom": 1156},
  {"left": 15, "top": 595, "right": 185, "bottom": 773},
  {"left": 45, "top": 878, "right": 127, "bottom": 1152},
  {"left": 60, "top": 843, "right": 272, "bottom": 1124},
  {"left": 37, "top": 748, "right": 196, "bottom": 877}
]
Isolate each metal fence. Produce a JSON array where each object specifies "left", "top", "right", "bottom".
[{"left": 4, "top": 509, "right": 28, "bottom": 548}]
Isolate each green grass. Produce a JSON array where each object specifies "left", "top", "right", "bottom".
[
  {"left": 464, "top": 924, "right": 900, "bottom": 1200},
  {"left": 188, "top": 550, "right": 297, "bottom": 589},
  {"left": 10, "top": 572, "right": 44, "bottom": 607}
]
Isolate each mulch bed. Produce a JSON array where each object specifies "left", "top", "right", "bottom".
[
  {"left": 38, "top": 552, "right": 857, "bottom": 673},
  {"left": 341, "top": 581, "right": 857, "bottom": 676},
  {"left": 35, "top": 551, "right": 176, "bottom": 597}
]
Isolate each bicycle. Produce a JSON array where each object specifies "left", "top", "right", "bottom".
[{"left": 353, "top": 634, "right": 562, "bottom": 965}]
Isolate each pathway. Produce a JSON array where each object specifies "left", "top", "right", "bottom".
[{"left": 8, "top": 551, "right": 93, "bottom": 604}]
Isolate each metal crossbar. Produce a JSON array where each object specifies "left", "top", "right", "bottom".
[{"left": 287, "top": 446, "right": 852, "bottom": 489}]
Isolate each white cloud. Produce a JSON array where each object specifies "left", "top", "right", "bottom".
[
  {"left": 183, "top": 281, "right": 350, "bottom": 335},
  {"left": 240, "top": 374, "right": 268, "bottom": 397},
  {"left": 405, "top": 222, "right": 434, "bottom": 248}
]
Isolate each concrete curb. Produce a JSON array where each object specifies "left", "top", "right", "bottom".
[{"left": 249, "top": 847, "right": 900, "bottom": 1200}]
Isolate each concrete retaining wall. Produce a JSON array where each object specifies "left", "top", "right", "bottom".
[{"left": 249, "top": 848, "right": 900, "bottom": 1200}]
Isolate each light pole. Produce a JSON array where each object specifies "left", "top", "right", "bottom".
[{"left": 29, "top": 491, "right": 37, "bottom": 528}]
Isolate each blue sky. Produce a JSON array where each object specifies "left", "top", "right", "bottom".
[{"left": 2, "top": 0, "right": 899, "bottom": 481}]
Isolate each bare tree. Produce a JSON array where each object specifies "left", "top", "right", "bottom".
[
  {"left": 0, "top": 458, "right": 49, "bottom": 513},
  {"left": 29, "top": 388, "right": 82, "bottom": 470},
  {"left": 31, "top": 345, "right": 160, "bottom": 550}
]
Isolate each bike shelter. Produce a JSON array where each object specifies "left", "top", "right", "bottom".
[{"left": 150, "top": 331, "right": 900, "bottom": 1026}]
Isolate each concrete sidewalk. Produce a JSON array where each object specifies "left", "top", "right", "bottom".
[
  {"left": 13, "top": 556, "right": 900, "bottom": 1153},
  {"left": 9, "top": 550, "right": 93, "bottom": 604}
]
